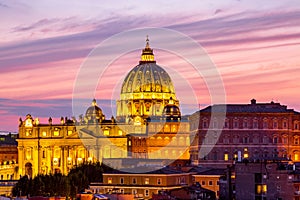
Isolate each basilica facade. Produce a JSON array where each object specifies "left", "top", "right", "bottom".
[{"left": 17, "top": 38, "right": 190, "bottom": 178}]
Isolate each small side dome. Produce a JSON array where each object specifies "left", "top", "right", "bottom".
[
  {"left": 163, "top": 98, "right": 181, "bottom": 121},
  {"left": 85, "top": 99, "right": 105, "bottom": 123}
]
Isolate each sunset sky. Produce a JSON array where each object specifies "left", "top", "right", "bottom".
[{"left": 1, "top": 0, "right": 300, "bottom": 132}]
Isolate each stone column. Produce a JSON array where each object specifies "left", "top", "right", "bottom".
[
  {"left": 17, "top": 146, "right": 24, "bottom": 176},
  {"left": 60, "top": 146, "right": 64, "bottom": 174}
]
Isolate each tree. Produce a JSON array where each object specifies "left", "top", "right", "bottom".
[{"left": 12, "top": 162, "right": 110, "bottom": 198}]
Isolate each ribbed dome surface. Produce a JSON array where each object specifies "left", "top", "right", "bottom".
[
  {"left": 85, "top": 99, "right": 104, "bottom": 121},
  {"left": 163, "top": 104, "right": 181, "bottom": 117},
  {"left": 121, "top": 63, "right": 175, "bottom": 95}
]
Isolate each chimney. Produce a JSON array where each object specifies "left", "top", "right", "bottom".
[{"left": 251, "top": 99, "right": 256, "bottom": 105}]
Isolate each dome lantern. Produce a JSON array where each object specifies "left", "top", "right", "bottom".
[{"left": 140, "top": 35, "right": 155, "bottom": 64}]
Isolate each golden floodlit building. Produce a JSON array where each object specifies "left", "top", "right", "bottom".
[{"left": 17, "top": 38, "right": 191, "bottom": 178}]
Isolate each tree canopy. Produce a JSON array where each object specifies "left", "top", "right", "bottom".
[{"left": 12, "top": 162, "right": 112, "bottom": 198}]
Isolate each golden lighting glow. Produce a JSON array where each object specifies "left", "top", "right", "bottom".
[
  {"left": 35, "top": 118, "right": 39, "bottom": 125},
  {"left": 68, "top": 130, "right": 73, "bottom": 135},
  {"left": 141, "top": 54, "right": 154, "bottom": 61},
  {"left": 224, "top": 153, "right": 229, "bottom": 161},
  {"left": 67, "top": 157, "right": 72, "bottom": 165},
  {"left": 26, "top": 148, "right": 32, "bottom": 160},
  {"left": 42, "top": 131, "right": 47, "bottom": 136},
  {"left": 145, "top": 178, "right": 149, "bottom": 184},
  {"left": 53, "top": 130, "right": 59, "bottom": 136},
  {"left": 256, "top": 185, "right": 262, "bottom": 194},
  {"left": 244, "top": 148, "right": 249, "bottom": 158},
  {"left": 104, "top": 130, "right": 109, "bottom": 136},
  {"left": 25, "top": 119, "right": 33, "bottom": 128},
  {"left": 118, "top": 130, "right": 123, "bottom": 136},
  {"left": 263, "top": 184, "right": 267, "bottom": 193},
  {"left": 77, "top": 157, "right": 83, "bottom": 164},
  {"left": 295, "top": 153, "right": 299, "bottom": 161},
  {"left": 108, "top": 177, "right": 112, "bottom": 184},
  {"left": 88, "top": 157, "right": 93, "bottom": 162},
  {"left": 53, "top": 158, "right": 59, "bottom": 166}
]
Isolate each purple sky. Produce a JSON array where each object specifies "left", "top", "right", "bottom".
[{"left": 1, "top": 0, "right": 300, "bottom": 132}]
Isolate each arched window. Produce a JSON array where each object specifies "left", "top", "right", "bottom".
[
  {"left": 224, "top": 118, "right": 229, "bottom": 129},
  {"left": 273, "top": 135, "right": 278, "bottom": 144},
  {"left": 253, "top": 118, "right": 258, "bottom": 129},
  {"left": 233, "top": 135, "right": 239, "bottom": 144},
  {"left": 263, "top": 136, "right": 269, "bottom": 144},
  {"left": 273, "top": 118, "right": 278, "bottom": 129},
  {"left": 263, "top": 118, "right": 268, "bottom": 129},
  {"left": 243, "top": 135, "right": 249, "bottom": 144},
  {"left": 282, "top": 119, "right": 288, "bottom": 129},
  {"left": 294, "top": 136, "right": 299, "bottom": 145},
  {"left": 233, "top": 118, "right": 239, "bottom": 129},
  {"left": 294, "top": 121, "right": 299, "bottom": 130},
  {"left": 243, "top": 118, "right": 248, "bottom": 129},
  {"left": 282, "top": 135, "right": 288, "bottom": 144}
]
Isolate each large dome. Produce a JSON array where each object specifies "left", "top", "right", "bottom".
[
  {"left": 116, "top": 37, "right": 180, "bottom": 124},
  {"left": 120, "top": 63, "right": 176, "bottom": 95}
]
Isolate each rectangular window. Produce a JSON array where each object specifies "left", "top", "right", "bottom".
[
  {"left": 42, "top": 131, "right": 47, "bottom": 137},
  {"left": 273, "top": 122, "right": 278, "bottom": 129},
  {"left": 243, "top": 122, "right": 248, "bottom": 128},
  {"left": 202, "top": 180, "right": 205, "bottom": 186},
  {"left": 53, "top": 130, "right": 59, "bottom": 136},
  {"left": 145, "top": 178, "right": 149, "bottom": 184},
  {"left": 108, "top": 177, "right": 112, "bottom": 184},
  {"left": 132, "top": 178, "right": 137, "bottom": 184},
  {"left": 283, "top": 121, "right": 287, "bottom": 129},
  {"left": 67, "top": 130, "right": 73, "bottom": 135},
  {"left": 104, "top": 130, "right": 109, "bottom": 136},
  {"left": 26, "top": 130, "right": 32, "bottom": 136},
  {"left": 253, "top": 121, "right": 258, "bottom": 129},
  {"left": 283, "top": 137, "right": 288, "bottom": 144},
  {"left": 224, "top": 121, "right": 228, "bottom": 128},
  {"left": 118, "top": 130, "right": 123, "bottom": 135},
  {"left": 120, "top": 177, "right": 124, "bottom": 184},
  {"left": 157, "top": 178, "right": 162, "bottom": 185},
  {"left": 145, "top": 189, "right": 149, "bottom": 197},
  {"left": 234, "top": 121, "right": 238, "bottom": 128},
  {"left": 209, "top": 180, "right": 213, "bottom": 186},
  {"left": 224, "top": 153, "right": 229, "bottom": 161},
  {"left": 132, "top": 189, "right": 137, "bottom": 195},
  {"left": 263, "top": 121, "right": 268, "bottom": 129}
]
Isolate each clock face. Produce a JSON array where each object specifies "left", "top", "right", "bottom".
[{"left": 25, "top": 119, "right": 33, "bottom": 128}]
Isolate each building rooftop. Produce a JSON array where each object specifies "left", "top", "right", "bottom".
[{"left": 200, "top": 99, "right": 298, "bottom": 114}]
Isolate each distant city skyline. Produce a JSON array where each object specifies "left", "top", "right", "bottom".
[{"left": 1, "top": 0, "right": 300, "bottom": 131}]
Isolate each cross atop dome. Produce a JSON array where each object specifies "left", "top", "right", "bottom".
[{"left": 140, "top": 36, "right": 156, "bottom": 64}]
